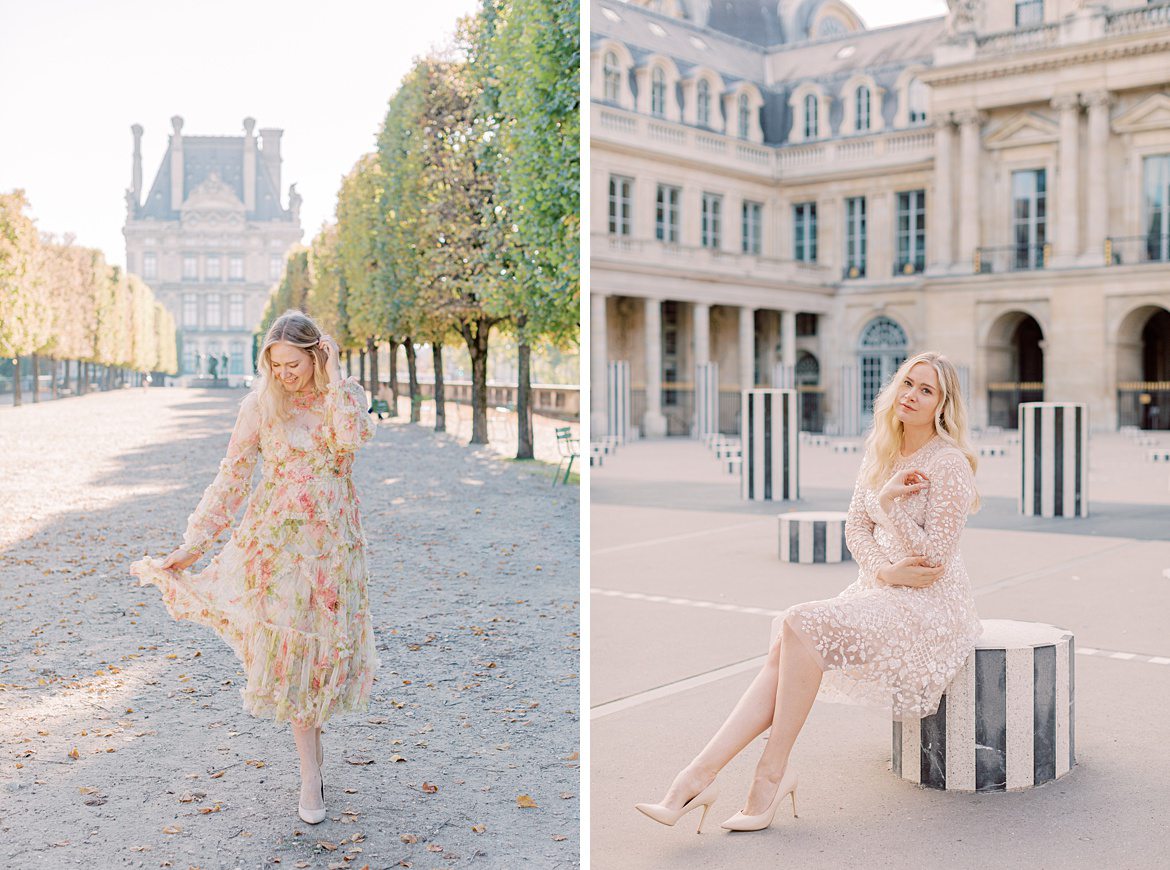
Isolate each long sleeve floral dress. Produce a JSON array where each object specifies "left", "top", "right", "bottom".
[
  {"left": 782, "top": 435, "right": 983, "bottom": 722},
  {"left": 130, "top": 376, "right": 379, "bottom": 729}
]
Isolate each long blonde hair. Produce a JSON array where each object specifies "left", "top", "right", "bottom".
[
  {"left": 254, "top": 310, "right": 329, "bottom": 424},
  {"left": 860, "top": 351, "right": 980, "bottom": 512}
]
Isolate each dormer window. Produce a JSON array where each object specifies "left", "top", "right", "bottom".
[
  {"left": 603, "top": 52, "right": 621, "bottom": 102},
  {"left": 697, "top": 79, "right": 711, "bottom": 127},
  {"left": 738, "top": 94, "right": 750, "bottom": 139},
  {"left": 855, "top": 85, "right": 871, "bottom": 132},
  {"left": 1015, "top": 0, "right": 1043, "bottom": 27},
  {"left": 804, "top": 94, "right": 819, "bottom": 139},
  {"left": 908, "top": 77, "right": 928, "bottom": 124},
  {"left": 651, "top": 66, "right": 666, "bottom": 117}
]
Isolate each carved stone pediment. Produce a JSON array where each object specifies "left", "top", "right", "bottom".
[
  {"left": 984, "top": 111, "right": 1059, "bottom": 150},
  {"left": 1111, "top": 93, "right": 1170, "bottom": 134},
  {"left": 181, "top": 171, "right": 245, "bottom": 213}
]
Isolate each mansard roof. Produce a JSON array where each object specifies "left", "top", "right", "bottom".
[{"left": 137, "top": 133, "right": 288, "bottom": 222}]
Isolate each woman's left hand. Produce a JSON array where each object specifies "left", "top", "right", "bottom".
[
  {"left": 318, "top": 334, "right": 342, "bottom": 383},
  {"left": 879, "top": 468, "right": 929, "bottom": 511}
]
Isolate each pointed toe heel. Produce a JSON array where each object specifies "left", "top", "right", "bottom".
[
  {"left": 635, "top": 780, "right": 719, "bottom": 834},
  {"left": 720, "top": 769, "right": 799, "bottom": 833}
]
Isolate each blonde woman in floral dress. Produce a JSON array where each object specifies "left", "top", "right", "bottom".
[
  {"left": 636, "top": 351, "right": 983, "bottom": 834},
  {"left": 131, "top": 310, "right": 378, "bottom": 825}
]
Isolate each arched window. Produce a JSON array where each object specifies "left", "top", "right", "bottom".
[
  {"left": 855, "top": 85, "right": 871, "bottom": 132},
  {"left": 804, "top": 93, "right": 818, "bottom": 139},
  {"left": 697, "top": 79, "right": 710, "bottom": 127},
  {"left": 858, "top": 317, "right": 908, "bottom": 418},
  {"left": 908, "top": 77, "right": 928, "bottom": 124},
  {"left": 738, "top": 93, "right": 750, "bottom": 138},
  {"left": 817, "top": 16, "right": 847, "bottom": 38},
  {"left": 603, "top": 52, "right": 621, "bottom": 103},
  {"left": 651, "top": 66, "right": 666, "bottom": 117}
]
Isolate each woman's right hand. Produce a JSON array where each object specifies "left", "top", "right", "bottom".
[
  {"left": 161, "top": 547, "right": 198, "bottom": 572},
  {"left": 878, "top": 556, "right": 944, "bottom": 588}
]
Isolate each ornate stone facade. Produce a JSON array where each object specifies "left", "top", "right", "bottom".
[
  {"left": 123, "top": 116, "right": 303, "bottom": 383},
  {"left": 591, "top": 0, "right": 1170, "bottom": 435}
]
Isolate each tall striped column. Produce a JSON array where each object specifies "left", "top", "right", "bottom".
[
  {"left": 694, "top": 362, "right": 719, "bottom": 439},
  {"left": 892, "top": 619, "right": 1075, "bottom": 792},
  {"left": 741, "top": 389, "right": 799, "bottom": 501},
  {"left": 957, "top": 364, "right": 971, "bottom": 411},
  {"left": 772, "top": 363, "right": 795, "bottom": 389},
  {"left": 836, "top": 364, "right": 860, "bottom": 437},
  {"left": 606, "top": 360, "right": 630, "bottom": 443},
  {"left": 1019, "top": 402, "right": 1088, "bottom": 518}
]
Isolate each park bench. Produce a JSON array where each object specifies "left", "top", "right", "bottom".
[
  {"left": 777, "top": 511, "right": 851, "bottom": 563},
  {"left": 979, "top": 445, "right": 1008, "bottom": 457},
  {"left": 369, "top": 398, "right": 392, "bottom": 419},
  {"left": 554, "top": 426, "right": 579, "bottom": 486}
]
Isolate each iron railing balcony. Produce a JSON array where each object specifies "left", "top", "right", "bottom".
[
  {"left": 894, "top": 258, "right": 925, "bottom": 276},
  {"left": 1104, "top": 235, "right": 1170, "bottom": 266},
  {"left": 843, "top": 262, "right": 866, "bottom": 280},
  {"left": 974, "top": 244, "right": 1050, "bottom": 274}
]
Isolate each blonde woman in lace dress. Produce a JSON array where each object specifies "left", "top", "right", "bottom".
[
  {"left": 636, "top": 351, "right": 982, "bottom": 833},
  {"left": 130, "top": 310, "right": 378, "bottom": 825}
]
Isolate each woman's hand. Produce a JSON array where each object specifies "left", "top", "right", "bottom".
[
  {"left": 877, "top": 555, "right": 944, "bottom": 588},
  {"left": 879, "top": 468, "right": 929, "bottom": 512},
  {"left": 317, "top": 334, "right": 342, "bottom": 384},
  {"left": 161, "top": 547, "right": 198, "bottom": 572}
]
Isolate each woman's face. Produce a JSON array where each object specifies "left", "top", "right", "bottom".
[
  {"left": 268, "top": 341, "right": 315, "bottom": 393},
  {"left": 894, "top": 361, "right": 942, "bottom": 429}
]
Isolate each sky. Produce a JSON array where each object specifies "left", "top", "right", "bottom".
[{"left": 0, "top": 0, "right": 483, "bottom": 268}]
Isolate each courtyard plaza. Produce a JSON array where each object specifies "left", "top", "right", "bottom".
[{"left": 590, "top": 429, "right": 1170, "bottom": 869}]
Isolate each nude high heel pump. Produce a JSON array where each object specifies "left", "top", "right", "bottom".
[
  {"left": 720, "top": 768, "right": 798, "bottom": 832},
  {"left": 634, "top": 779, "right": 720, "bottom": 833},
  {"left": 298, "top": 765, "right": 327, "bottom": 825}
]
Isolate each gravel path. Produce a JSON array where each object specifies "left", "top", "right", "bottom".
[{"left": 0, "top": 387, "right": 580, "bottom": 869}]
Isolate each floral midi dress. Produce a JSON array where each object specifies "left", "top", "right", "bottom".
[
  {"left": 130, "top": 376, "right": 379, "bottom": 729},
  {"left": 783, "top": 435, "right": 983, "bottom": 722}
]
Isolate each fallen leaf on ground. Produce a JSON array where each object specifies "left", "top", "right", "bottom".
[
  {"left": 421, "top": 782, "right": 438, "bottom": 794},
  {"left": 162, "top": 825, "right": 182, "bottom": 834},
  {"left": 563, "top": 751, "right": 579, "bottom": 761},
  {"left": 553, "top": 834, "right": 567, "bottom": 841},
  {"left": 426, "top": 844, "right": 443, "bottom": 853},
  {"left": 471, "top": 824, "right": 486, "bottom": 834},
  {"left": 516, "top": 794, "right": 538, "bottom": 808},
  {"left": 317, "top": 841, "right": 337, "bottom": 851},
  {"left": 210, "top": 770, "right": 225, "bottom": 779},
  {"left": 399, "top": 833, "right": 417, "bottom": 844}
]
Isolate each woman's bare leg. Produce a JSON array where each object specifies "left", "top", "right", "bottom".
[
  {"left": 740, "top": 617, "right": 823, "bottom": 815},
  {"left": 656, "top": 633, "right": 784, "bottom": 809},
  {"left": 292, "top": 724, "right": 323, "bottom": 810}
]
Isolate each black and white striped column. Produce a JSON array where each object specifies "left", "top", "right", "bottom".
[
  {"left": 836, "top": 365, "right": 860, "bottom": 437},
  {"left": 1018, "top": 402, "right": 1088, "bottom": 518},
  {"left": 695, "top": 362, "right": 719, "bottom": 440},
  {"left": 606, "top": 360, "right": 630, "bottom": 443},
  {"left": 741, "top": 389, "right": 799, "bottom": 501},
  {"left": 772, "top": 362, "right": 795, "bottom": 390},
  {"left": 777, "top": 511, "right": 851, "bottom": 563},
  {"left": 892, "top": 619, "right": 1075, "bottom": 792}
]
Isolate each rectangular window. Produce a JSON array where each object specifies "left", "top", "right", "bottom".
[
  {"left": 1143, "top": 155, "right": 1170, "bottom": 262},
  {"left": 701, "top": 192, "right": 723, "bottom": 249},
  {"left": 205, "top": 293, "right": 222, "bottom": 328},
  {"left": 896, "top": 190, "right": 926, "bottom": 274},
  {"left": 796, "top": 312, "right": 817, "bottom": 337},
  {"left": 845, "top": 196, "right": 867, "bottom": 277},
  {"left": 182, "top": 344, "right": 197, "bottom": 375},
  {"left": 741, "top": 200, "right": 762, "bottom": 255},
  {"left": 793, "top": 202, "right": 817, "bottom": 262},
  {"left": 229, "top": 293, "right": 245, "bottom": 328},
  {"left": 270, "top": 254, "right": 284, "bottom": 281},
  {"left": 655, "top": 184, "right": 680, "bottom": 243},
  {"left": 229, "top": 340, "right": 246, "bottom": 375},
  {"left": 1015, "top": 0, "right": 1043, "bottom": 28},
  {"left": 143, "top": 251, "right": 157, "bottom": 280},
  {"left": 205, "top": 255, "right": 221, "bottom": 281},
  {"left": 229, "top": 254, "right": 245, "bottom": 281},
  {"left": 662, "top": 300, "right": 679, "bottom": 406},
  {"left": 608, "top": 175, "right": 633, "bottom": 236},
  {"left": 1012, "top": 169, "right": 1047, "bottom": 270},
  {"left": 182, "top": 293, "right": 197, "bottom": 328},
  {"left": 182, "top": 253, "right": 198, "bottom": 280}
]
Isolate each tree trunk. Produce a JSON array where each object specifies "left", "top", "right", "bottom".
[
  {"left": 358, "top": 348, "right": 367, "bottom": 393},
  {"left": 433, "top": 342, "right": 445, "bottom": 433},
  {"left": 12, "top": 357, "right": 22, "bottom": 407},
  {"left": 367, "top": 336, "right": 380, "bottom": 401},
  {"left": 516, "top": 339, "right": 534, "bottom": 460},
  {"left": 387, "top": 340, "right": 399, "bottom": 417},
  {"left": 404, "top": 338, "right": 421, "bottom": 423},
  {"left": 30, "top": 354, "right": 40, "bottom": 403},
  {"left": 460, "top": 318, "right": 492, "bottom": 444},
  {"left": 75, "top": 360, "right": 83, "bottom": 396},
  {"left": 344, "top": 349, "right": 352, "bottom": 380},
  {"left": 52, "top": 358, "right": 59, "bottom": 400}
]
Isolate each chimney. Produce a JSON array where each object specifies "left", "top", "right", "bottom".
[
  {"left": 243, "top": 117, "right": 257, "bottom": 212},
  {"left": 169, "top": 115, "right": 184, "bottom": 210},
  {"left": 259, "top": 127, "right": 283, "bottom": 205},
  {"left": 130, "top": 124, "right": 143, "bottom": 206}
]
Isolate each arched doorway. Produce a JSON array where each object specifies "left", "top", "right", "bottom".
[
  {"left": 1116, "top": 305, "right": 1170, "bottom": 429},
  {"left": 795, "top": 350, "right": 822, "bottom": 432},
  {"left": 985, "top": 311, "right": 1045, "bottom": 429},
  {"left": 858, "top": 316, "right": 907, "bottom": 421}
]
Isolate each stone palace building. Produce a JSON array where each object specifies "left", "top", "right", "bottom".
[
  {"left": 123, "top": 116, "right": 303, "bottom": 383},
  {"left": 590, "top": 0, "right": 1170, "bottom": 435}
]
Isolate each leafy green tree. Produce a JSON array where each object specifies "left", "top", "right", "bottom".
[{"left": 0, "top": 191, "right": 50, "bottom": 406}]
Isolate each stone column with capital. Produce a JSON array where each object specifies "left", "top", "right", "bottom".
[
  {"left": 930, "top": 115, "right": 954, "bottom": 271},
  {"left": 591, "top": 293, "right": 609, "bottom": 433},
  {"left": 956, "top": 110, "right": 984, "bottom": 272},
  {"left": 781, "top": 309, "right": 797, "bottom": 369},
  {"left": 643, "top": 298, "right": 667, "bottom": 437},
  {"left": 739, "top": 306, "right": 755, "bottom": 389},
  {"left": 170, "top": 115, "right": 184, "bottom": 208},
  {"left": 1053, "top": 94, "right": 1081, "bottom": 265},
  {"left": 693, "top": 302, "right": 710, "bottom": 366},
  {"left": 1084, "top": 91, "right": 1112, "bottom": 265}
]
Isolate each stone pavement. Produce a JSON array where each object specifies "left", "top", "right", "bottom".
[
  {"left": 590, "top": 435, "right": 1170, "bottom": 870},
  {"left": 0, "top": 387, "right": 580, "bottom": 869}
]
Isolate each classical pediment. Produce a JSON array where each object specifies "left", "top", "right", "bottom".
[
  {"left": 1112, "top": 93, "right": 1170, "bottom": 134},
  {"left": 181, "top": 172, "right": 245, "bottom": 213},
  {"left": 984, "top": 111, "right": 1059, "bottom": 150}
]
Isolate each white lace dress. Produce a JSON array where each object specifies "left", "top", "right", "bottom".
[{"left": 783, "top": 435, "right": 983, "bottom": 721}]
